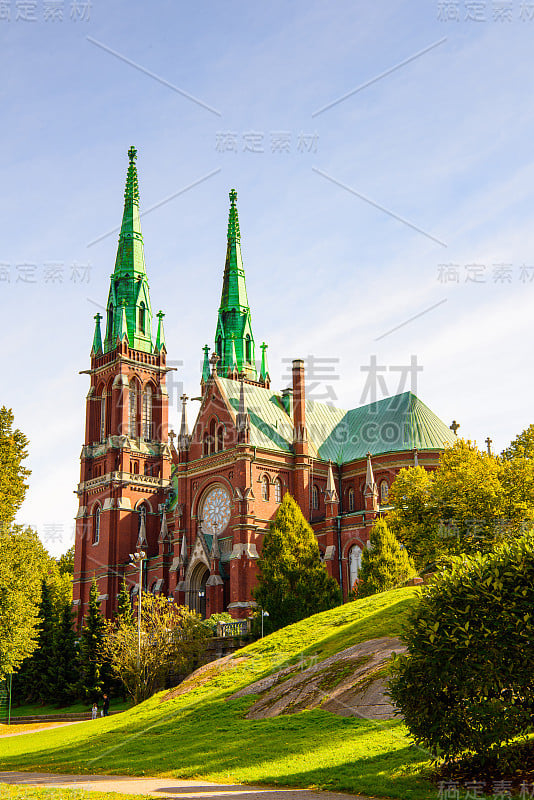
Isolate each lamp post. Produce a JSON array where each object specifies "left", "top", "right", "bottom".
[
  {"left": 261, "top": 609, "right": 269, "bottom": 638},
  {"left": 129, "top": 549, "right": 146, "bottom": 669}
]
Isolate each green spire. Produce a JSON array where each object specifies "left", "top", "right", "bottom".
[
  {"left": 103, "top": 147, "right": 154, "bottom": 354},
  {"left": 91, "top": 313, "right": 103, "bottom": 356},
  {"left": 155, "top": 310, "right": 166, "bottom": 352},
  {"left": 260, "top": 342, "right": 270, "bottom": 383},
  {"left": 214, "top": 190, "right": 257, "bottom": 378},
  {"left": 202, "top": 345, "right": 210, "bottom": 383}
]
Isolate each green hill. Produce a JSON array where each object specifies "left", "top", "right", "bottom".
[{"left": 0, "top": 587, "right": 443, "bottom": 800}]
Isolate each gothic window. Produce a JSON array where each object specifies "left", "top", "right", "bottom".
[
  {"left": 245, "top": 334, "right": 252, "bottom": 363},
  {"left": 139, "top": 303, "right": 146, "bottom": 334},
  {"left": 380, "top": 480, "right": 389, "bottom": 503},
  {"left": 216, "top": 336, "right": 222, "bottom": 360},
  {"left": 274, "top": 478, "right": 282, "bottom": 503},
  {"left": 98, "top": 390, "right": 106, "bottom": 443},
  {"left": 202, "top": 432, "right": 210, "bottom": 457},
  {"left": 348, "top": 545, "right": 362, "bottom": 591},
  {"left": 93, "top": 506, "right": 101, "bottom": 545},
  {"left": 312, "top": 484, "right": 319, "bottom": 511},
  {"left": 142, "top": 385, "right": 153, "bottom": 440},
  {"left": 348, "top": 488, "right": 355, "bottom": 512},
  {"left": 261, "top": 475, "right": 269, "bottom": 501},
  {"left": 129, "top": 381, "right": 139, "bottom": 438},
  {"left": 216, "top": 425, "right": 224, "bottom": 453}
]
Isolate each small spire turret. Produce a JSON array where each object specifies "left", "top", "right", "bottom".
[
  {"left": 155, "top": 311, "right": 166, "bottom": 352},
  {"left": 202, "top": 345, "right": 210, "bottom": 384},
  {"left": 91, "top": 313, "right": 103, "bottom": 356}
]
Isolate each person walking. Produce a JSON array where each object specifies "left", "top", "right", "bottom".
[
  {"left": 102, "top": 694, "right": 110, "bottom": 717},
  {"left": 91, "top": 703, "right": 98, "bottom": 720}
]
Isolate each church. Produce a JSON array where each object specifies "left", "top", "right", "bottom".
[{"left": 72, "top": 148, "right": 456, "bottom": 624}]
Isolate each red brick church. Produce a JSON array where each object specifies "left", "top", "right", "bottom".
[{"left": 72, "top": 148, "right": 455, "bottom": 624}]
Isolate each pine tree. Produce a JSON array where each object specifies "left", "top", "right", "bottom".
[
  {"left": 116, "top": 578, "right": 133, "bottom": 625},
  {"left": 252, "top": 493, "right": 341, "bottom": 631},
  {"left": 357, "top": 519, "right": 416, "bottom": 598},
  {"left": 77, "top": 577, "right": 107, "bottom": 702},
  {"left": 19, "top": 580, "right": 56, "bottom": 703},
  {"left": 50, "top": 601, "right": 77, "bottom": 706}
]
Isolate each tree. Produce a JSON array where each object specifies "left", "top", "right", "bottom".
[
  {"left": 0, "top": 526, "right": 53, "bottom": 680},
  {"left": 0, "top": 407, "right": 31, "bottom": 530},
  {"left": 102, "top": 595, "right": 209, "bottom": 704},
  {"left": 57, "top": 545, "right": 75, "bottom": 576},
  {"left": 50, "top": 601, "right": 78, "bottom": 706},
  {"left": 388, "top": 440, "right": 509, "bottom": 569},
  {"left": 252, "top": 493, "right": 341, "bottom": 631},
  {"left": 77, "top": 577, "right": 107, "bottom": 701},
  {"left": 356, "top": 519, "right": 416, "bottom": 598},
  {"left": 19, "top": 580, "right": 57, "bottom": 702},
  {"left": 502, "top": 424, "right": 534, "bottom": 460},
  {"left": 116, "top": 578, "right": 133, "bottom": 625},
  {"left": 388, "top": 531, "right": 534, "bottom": 759}
]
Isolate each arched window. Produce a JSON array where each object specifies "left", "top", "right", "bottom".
[
  {"left": 261, "top": 475, "right": 269, "bottom": 501},
  {"left": 139, "top": 303, "right": 146, "bottom": 334},
  {"left": 348, "top": 488, "right": 355, "bottom": 512},
  {"left": 107, "top": 304, "right": 114, "bottom": 341},
  {"left": 142, "top": 385, "right": 153, "bottom": 440},
  {"left": 380, "top": 480, "right": 389, "bottom": 503},
  {"left": 98, "top": 389, "right": 106, "bottom": 443},
  {"left": 216, "top": 425, "right": 224, "bottom": 453},
  {"left": 93, "top": 506, "right": 101, "bottom": 545},
  {"left": 274, "top": 478, "right": 282, "bottom": 503},
  {"left": 312, "top": 484, "right": 319, "bottom": 510},
  {"left": 348, "top": 545, "right": 362, "bottom": 591},
  {"left": 129, "top": 381, "right": 139, "bottom": 438},
  {"left": 202, "top": 432, "right": 210, "bottom": 457},
  {"left": 245, "top": 334, "right": 252, "bottom": 363},
  {"left": 216, "top": 336, "right": 222, "bottom": 360}
]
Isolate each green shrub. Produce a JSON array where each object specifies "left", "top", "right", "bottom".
[
  {"left": 388, "top": 531, "right": 534, "bottom": 759},
  {"left": 357, "top": 519, "right": 416, "bottom": 598},
  {"left": 202, "top": 612, "right": 234, "bottom": 634}
]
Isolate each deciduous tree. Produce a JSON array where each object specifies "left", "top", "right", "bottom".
[{"left": 102, "top": 595, "right": 209, "bottom": 704}]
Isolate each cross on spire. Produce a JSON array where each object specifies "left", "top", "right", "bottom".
[
  {"left": 128, "top": 146, "right": 137, "bottom": 162},
  {"left": 169, "top": 430, "right": 176, "bottom": 446},
  {"left": 485, "top": 436, "right": 492, "bottom": 455},
  {"left": 450, "top": 420, "right": 460, "bottom": 436}
]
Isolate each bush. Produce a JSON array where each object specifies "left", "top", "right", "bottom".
[
  {"left": 202, "top": 612, "right": 234, "bottom": 634},
  {"left": 388, "top": 531, "right": 534, "bottom": 759},
  {"left": 357, "top": 519, "right": 416, "bottom": 598}
]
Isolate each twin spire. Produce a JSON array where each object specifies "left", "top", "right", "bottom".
[
  {"left": 92, "top": 151, "right": 267, "bottom": 391},
  {"left": 92, "top": 147, "right": 166, "bottom": 357}
]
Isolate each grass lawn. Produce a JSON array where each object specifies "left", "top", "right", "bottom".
[
  {"left": 0, "top": 786, "right": 151, "bottom": 799},
  {"left": 0, "top": 588, "right": 492, "bottom": 800},
  {"left": 8, "top": 700, "right": 132, "bottom": 718}
]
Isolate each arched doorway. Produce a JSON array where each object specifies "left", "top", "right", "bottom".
[{"left": 187, "top": 561, "right": 210, "bottom": 618}]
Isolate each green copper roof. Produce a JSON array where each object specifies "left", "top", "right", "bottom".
[
  {"left": 103, "top": 147, "right": 154, "bottom": 354},
  {"left": 214, "top": 190, "right": 257, "bottom": 378},
  {"left": 218, "top": 379, "right": 455, "bottom": 463}
]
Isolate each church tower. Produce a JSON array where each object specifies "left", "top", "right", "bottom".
[
  {"left": 212, "top": 190, "right": 262, "bottom": 381},
  {"left": 73, "top": 147, "right": 172, "bottom": 625}
]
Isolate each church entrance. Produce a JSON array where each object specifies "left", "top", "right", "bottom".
[{"left": 186, "top": 561, "right": 210, "bottom": 618}]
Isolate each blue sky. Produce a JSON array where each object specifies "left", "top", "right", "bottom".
[{"left": 2, "top": 0, "right": 534, "bottom": 555}]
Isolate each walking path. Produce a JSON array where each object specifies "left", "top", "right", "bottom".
[
  {"left": 0, "top": 722, "right": 83, "bottom": 737},
  {"left": 0, "top": 772, "right": 376, "bottom": 800}
]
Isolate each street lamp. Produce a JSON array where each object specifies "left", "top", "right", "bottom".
[
  {"left": 261, "top": 609, "right": 269, "bottom": 639},
  {"left": 129, "top": 549, "right": 146, "bottom": 669}
]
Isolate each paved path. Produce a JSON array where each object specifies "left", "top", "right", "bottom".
[
  {"left": 0, "top": 772, "right": 375, "bottom": 799},
  {"left": 0, "top": 722, "right": 83, "bottom": 738}
]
